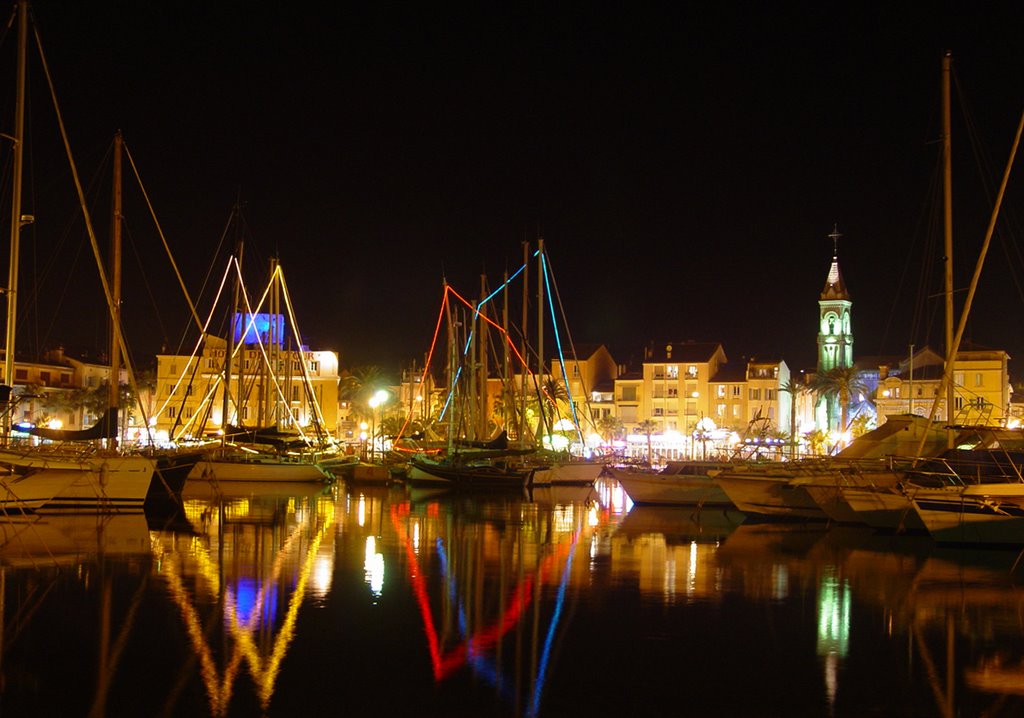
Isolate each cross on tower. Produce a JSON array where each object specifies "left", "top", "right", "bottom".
[{"left": 828, "top": 224, "right": 842, "bottom": 257}]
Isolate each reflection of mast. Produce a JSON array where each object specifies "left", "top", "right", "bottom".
[{"left": 152, "top": 494, "right": 334, "bottom": 715}]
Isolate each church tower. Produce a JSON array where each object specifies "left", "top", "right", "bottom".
[{"left": 817, "top": 226, "right": 853, "bottom": 373}]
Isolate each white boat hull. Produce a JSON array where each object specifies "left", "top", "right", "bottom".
[
  {"left": 530, "top": 462, "right": 604, "bottom": 487},
  {"left": 188, "top": 458, "right": 330, "bottom": 482},
  {"left": 0, "top": 455, "right": 156, "bottom": 513},
  {"left": 713, "top": 471, "right": 828, "bottom": 519},
  {"left": 610, "top": 468, "right": 732, "bottom": 506}
]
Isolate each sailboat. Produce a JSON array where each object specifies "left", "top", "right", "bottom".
[
  {"left": 158, "top": 230, "right": 334, "bottom": 483},
  {"left": 717, "top": 55, "right": 1024, "bottom": 526},
  {"left": 404, "top": 240, "right": 605, "bottom": 491},
  {"left": 0, "top": 8, "right": 157, "bottom": 513}
]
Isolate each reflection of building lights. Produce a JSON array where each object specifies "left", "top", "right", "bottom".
[
  {"left": 311, "top": 555, "right": 333, "bottom": 599},
  {"left": 687, "top": 540, "right": 698, "bottom": 597},
  {"left": 771, "top": 564, "right": 789, "bottom": 600},
  {"left": 412, "top": 520, "right": 420, "bottom": 553},
  {"left": 587, "top": 505, "right": 599, "bottom": 528},
  {"left": 817, "top": 569, "right": 851, "bottom": 658},
  {"left": 357, "top": 494, "right": 366, "bottom": 527},
  {"left": 364, "top": 535, "right": 384, "bottom": 597}
]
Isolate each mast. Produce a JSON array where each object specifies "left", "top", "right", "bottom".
[
  {"left": 221, "top": 206, "right": 243, "bottom": 441},
  {"left": 3, "top": 0, "right": 28, "bottom": 435},
  {"left": 941, "top": 52, "right": 954, "bottom": 447},
  {"left": 477, "top": 272, "right": 488, "bottom": 440},
  {"left": 537, "top": 237, "right": 545, "bottom": 444},
  {"left": 108, "top": 131, "right": 124, "bottom": 447}
]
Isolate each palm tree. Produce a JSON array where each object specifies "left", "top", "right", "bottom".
[
  {"left": 780, "top": 378, "right": 808, "bottom": 459},
  {"left": 637, "top": 418, "right": 658, "bottom": 465},
  {"left": 810, "top": 366, "right": 867, "bottom": 439},
  {"left": 596, "top": 414, "right": 624, "bottom": 444},
  {"left": 340, "top": 365, "right": 388, "bottom": 421}
]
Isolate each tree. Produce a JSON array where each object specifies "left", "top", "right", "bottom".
[
  {"left": 340, "top": 365, "right": 389, "bottom": 421},
  {"left": 810, "top": 366, "right": 867, "bottom": 439},
  {"left": 596, "top": 415, "right": 624, "bottom": 443},
  {"left": 637, "top": 418, "right": 658, "bottom": 465},
  {"left": 780, "top": 378, "right": 808, "bottom": 459}
]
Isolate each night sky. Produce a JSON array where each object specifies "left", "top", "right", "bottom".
[{"left": 4, "top": 2, "right": 1024, "bottom": 381}]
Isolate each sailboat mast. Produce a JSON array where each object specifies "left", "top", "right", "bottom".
[
  {"left": 108, "top": 131, "right": 124, "bottom": 447},
  {"left": 3, "top": 1, "right": 27, "bottom": 420},
  {"left": 941, "top": 52, "right": 954, "bottom": 447}
]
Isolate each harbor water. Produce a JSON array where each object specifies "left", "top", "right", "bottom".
[{"left": 1, "top": 477, "right": 1022, "bottom": 717}]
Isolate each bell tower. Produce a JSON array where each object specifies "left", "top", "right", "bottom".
[{"left": 817, "top": 225, "right": 853, "bottom": 373}]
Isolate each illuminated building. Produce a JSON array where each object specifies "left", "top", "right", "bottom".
[
  {"left": 873, "top": 345, "right": 1011, "bottom": 425},
  {"left": 154, "top": 318, "right": 339, "bottom": 442}
]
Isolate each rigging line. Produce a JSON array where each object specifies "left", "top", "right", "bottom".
[
  {"left": 540, "top": 251, "right": 589, "bottom": 440},
  {"left": 27, "top": 137, "right": 112, "bottom": 355},
  {"left": 914, "top": 107, "right": 1024, "bottom": 458},
  {"left": 396, "top": 286, "right": 449, "bottom": 443},
  {"left": 123, "top": 143, "right": 203, "bottom": 334},
  {"left": 123, "top": 218, "right": 171, "bottom": 350},
  {"left": 277, "top": 267, "right": 331, "bottom": 442},
  {"left": 32, "top": 21, "right": 144, "bottom": 412},
  {"left": 542, "top": 250, "right": 597, "bottom": 435},
  {"left": 542, "top": 253, "right": 584, "bottom": 447},
  {"left": 163, "top": 260, "right": 233, "bottom": 440},
  {"left": 233, "top": 262, "right": 314, "bottom": 444}
]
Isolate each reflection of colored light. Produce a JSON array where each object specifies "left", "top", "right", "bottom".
[
  {"left": 390, "top": 501, "right": 576, "bottom": 683},
  {"left": 233, "top": 578, "right": 279, "bottom": 627},
  {"left": 530, "top": 531, "right": 578, "bottom": 718}
]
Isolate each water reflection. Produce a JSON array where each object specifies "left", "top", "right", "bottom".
[
  {"left": 152, "top": 480, "right": 336, "bottom": 716},
  {"left": 1, "top": 478, "right": 1024, "bottom": 716}
]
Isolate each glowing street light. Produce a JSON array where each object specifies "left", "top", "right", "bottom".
[{"left": 368, "top": 389, "right": 389, "bottom": 462}]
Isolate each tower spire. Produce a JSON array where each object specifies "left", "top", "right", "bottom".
[{"left": 828, "top": 223, "right": 842, "bottom": 257}]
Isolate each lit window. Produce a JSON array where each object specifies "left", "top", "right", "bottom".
[{"left": 975, "top": 373, "right": 983, "bottom": 387}]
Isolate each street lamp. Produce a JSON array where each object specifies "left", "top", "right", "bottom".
[{"left": 368, "top": 389, "right": 389, "bottom": 462}]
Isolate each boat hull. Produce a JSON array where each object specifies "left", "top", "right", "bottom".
[
  {"left": 0, "top": 455, "right": 156, "bottom": 513},
  {"left": 530, "top": 462, "right": 604, "bottom": 487},
  {"left": 407, "top": 458, "right": 528, "bottom": 491},
  {"left": 610, "top": 468, "right": 732, "bottom": 506},
  {"left": 714, "top": 471, "right": 828, "bottom": 520},
  {"left": 188, "top": 458, "right": 330, "bottom": 482}
]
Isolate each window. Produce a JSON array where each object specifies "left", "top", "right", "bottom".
[
  {"left": 183, "top": 406, "right": 194, "bottom": 418},
  {"left": 653, "top": 407, "right": 663, "bottom": 416},
  {"left": 241, "top": 406, "right": 250, "bottom": 420},
  {"left": 732, "top": 405, "right": 741, "bottom": 418},
  {"left": 766, "top": 389, "right": 776, "bottom": 400},
  {"left": 166, "top": 384, "right": 175, "bottom": 396},
  {"left": 572, "top": 364, "right": 579, "bottom": 377},
  {"left": 292, "top": 385, "right": 300, "bottom": 402},
  {"left": 621, "top": 386, "right": 637, "bottom": 402},
  {"left": 717, "top": 385, "right": 726, "bottom": 398},
  {"left": 667, "top": 387, "right": 678, "bottom": 397},
  {"left": 732, "top": 386, "right": 741, "bottom": 398},
  {"left": 954, "top": 372, "right": 964, "bottom": 386},
  {"left": 686, "top": 365, "right": 698, "bottom": 378},
  {"left": 60, "top": 373, "right": 71, "bottom": 385},
  {"left": 748, "top": 388, "right": 761, "bottom": 401},
  {"left": 167, "top": 407, "right": 176, "bottom": 419},
  {"left": 954, "top": 396, "right": 964, "bottom": 411},
  {"left": 716, "top": 403, "right": 726, "bottom": 417},
  {"left": 207, "top": 358, "right": 217, "bottom": 369},
  {"left": 15, "top": 368, "right": 27, "bottom": 380},
  {"left": 39, "top": 371, "right": 50, "bottom": 384},
  {"left": 309, "top": 361, "right": 320, "bottom": 373},
  {"left": 975, "top": 397, "right": 986, "bottom": 408},
  {"left": 975, "top": 373, "right": 983, "bottom": 387},
  {"left": 685, "top": 401, "right": 697, "bottom": 415},
  {"left": 666, "top": 365, "right": 679, "bottom": 379}
]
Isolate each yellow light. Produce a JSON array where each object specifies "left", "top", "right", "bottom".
[
  {"left": 690, "top": 391, "right": 699, "bottom": 398},
  {"left": 882, "top": 389, "right": 891, "bottom": 397},
  {"left": 46, "top": 418, "right": 63, "bottom": 430}
]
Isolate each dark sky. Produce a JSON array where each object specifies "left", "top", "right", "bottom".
[{"left": 4, "top": 2, "right": 1024, "bottom": 380}]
